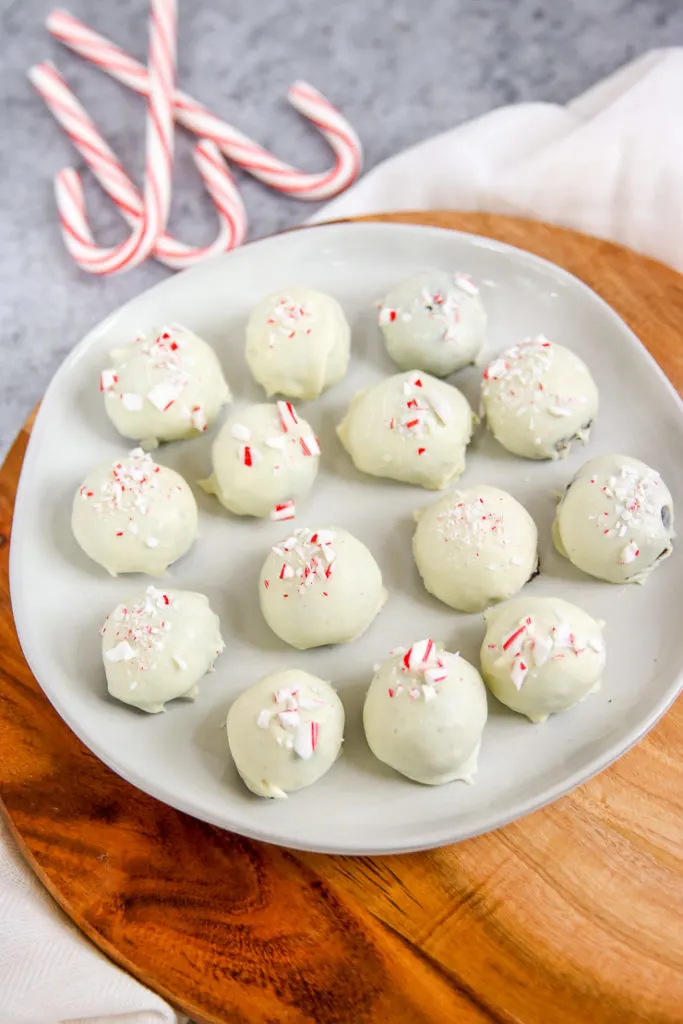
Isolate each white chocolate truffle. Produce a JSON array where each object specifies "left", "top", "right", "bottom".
[
  {"left": 200, "top": 401, "right": 320, "bottom": 519},
  {"left": 553, "top": 454, "right": 674, "bottom": 584},
  {"left": 245, "top": 287, "right": 350, "bottom": 400},
  {"left": 337, "top": 370, "right": 475, "bottom": 489},
  {"left": 481, "top": 336, "right": 599, "bottom": 459},
  {"left": 101, "top": 324, "right": 231, "bottom": 446},
  {"left": 413, "top": 485, "right": 538, "bottom": 613},
  {"left": 227, "top": 670, "right": 344, "bottom": 799},
  {"left": 72, "top": 448, "right": 198, "bottom": 576},
  {"left": 101, "top": 586, "right": 224, "bottom": 714},
  {"left": 379, "top": 270, "right": 486, "bottom": 376},
  {"left": 480, "top": 597, "right": 605, "bottom": 723},
  {"left": 259, "top": 527, "right": 387, "bottom": 650},
  {"left": 363, "top": 640, "right": 488, "bottom": 785}
]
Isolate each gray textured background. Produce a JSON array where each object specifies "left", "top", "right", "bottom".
[{"left": 2, "top": 0, "right": 681, "bottom": 458}]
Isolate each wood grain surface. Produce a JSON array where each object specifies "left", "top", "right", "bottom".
[{"left": 1, "top": 212, "right": 682, "bottom": 1024}]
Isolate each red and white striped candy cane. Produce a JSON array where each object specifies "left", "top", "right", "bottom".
[
  {"left": 54, "top": 0, "right": 176, "bottom": 275},
  {"left": 29, "top": 61, "right": 247, "bottom": 270},
  {"left": 47, "top": 7, "right": 362, "bottom": 201}
]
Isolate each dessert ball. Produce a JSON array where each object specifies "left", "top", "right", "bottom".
[
  {"left": 413, "top": 485, "right": 538, "bottom": 612},
  {"left": 363, "top": 640, "right": 488, "bottom": 785},
  {"left": 101, "top": 586, "right": 224, "bottom": 714},
  {"left": 337, "top": 370, "right": 475, "bottom": 489},
  {"left": 481, "top": 336, "right": 599, "bottom": 459},
  {"left": 259, "top": 527, "right": 387, "bottom": 650},
  {"left": 553, "top": 454, "right": 675, "bottom": 584},
  {"left": 101, "top": 323, "right": 231, "bottom": 446},
  {"left": 245, "top": 287, "right": 350, "bottom": 400},
  {"left": 200, "top": 401, "right": 320, "bottom": 519},
  {"left": 379, "top": 269, "right": 486, "bottom": 376},
  {"left": 227, "top": 669, "right": 345, "bottom": 798},
  {"left": 480, "top": 596, "right": 606, "bottom": 723},
  {"left": 72, "top": 448, "right": 198, "bottom": 576}
]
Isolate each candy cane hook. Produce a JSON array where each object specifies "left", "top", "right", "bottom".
[
  {"left": 46, "top": 7, "right": 362, "bottom": 201},
  {"left": 29, "top": 61, "right": 247, "bottom": 270}
]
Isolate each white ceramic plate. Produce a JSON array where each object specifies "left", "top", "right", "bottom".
[{"left": 10, "top": 222, "right": 683, "bottom": 855}]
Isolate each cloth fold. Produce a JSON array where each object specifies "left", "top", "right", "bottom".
[
  {"left": 314, "top": 49, "right": 683, "bottom": 273},
  {"left": 3, "top": 47, "right": 681, "bottom": 1024}
]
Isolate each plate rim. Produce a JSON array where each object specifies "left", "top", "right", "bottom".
[{"left": 9, "top": 219, "right": 683, "bottom": 855}]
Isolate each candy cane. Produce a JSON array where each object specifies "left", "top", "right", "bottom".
[
  {"left": 29, "top": 61, "right": 246, "bottom": 270},
  {"left": 46, "top": 7, "right": 362, "bottom": 201},
  {"left": 52, "top": 0, "right": 176, "bottom": 275}
]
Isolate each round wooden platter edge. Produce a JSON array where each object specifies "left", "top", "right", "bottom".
[{"left": 1, "top": 212, "right": 682, "bottom": 1024}]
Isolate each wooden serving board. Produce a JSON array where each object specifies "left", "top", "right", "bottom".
[{"left": 1, "top": 212, "right": 682, "bottom": 1024}]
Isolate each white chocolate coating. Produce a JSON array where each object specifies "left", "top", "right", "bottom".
[
  {"left": 227, "top": 670, "right": 345, "bottom": 798},
  {"left": 245, "top": 287, "right": 350, "bottom": 400},
  {"left": 363, "top": 640, "right": 488, "bottom": 785},
  {"left": 413, "top": 485, "right": 538, "bottom": 612},
  {"left": 200, "top": 402, "right": 320, "bottom": 518},
  {"left": 553, "top": 454, "right": 675, "bottom": 584},
  {"left": 72, "top": 448, "right": 198, "bottom": 576},
  {"left": 101, "top": 586, "right": 224, "bottom": 714},
  {"left": 259, "top": 527, "right": 387, "bottom": 650},
  {"left": 481, "top": 337, "right": 599, "bottom": 459},
  {"left": 379, "top": 270, "right": 486, "bottom": 376},
  {"left": 480, "top": 597, "right": 605, "bottom": 723},
  {"left": 101, "top": 324, "right": 231, "bottom": 446},
  {"left": 337, "top": 371, "right": 474, "bottom": 489}
]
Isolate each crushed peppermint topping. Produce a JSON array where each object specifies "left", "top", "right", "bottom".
[
  {"left": 270, "top": 500, "right": 296, "bottom": 521},
  {"left": 454, "top": 272, "right": 480, "bottom": 296},
  {"left": 277, "top": 401, "right": 299, "bottom": 432},
  {"left": 100, "top": 369, "right": 118, "bottom": 391},
  {"left": 138, "top": 328, "right": 189, "bottom": 411},
  {"left": 386, "top": 373, "right": 454, "bottom": 454},
  {"left": 381, "top": 639, "right": 455, "bottom": 703},
  {"left": 586, "top": 463, "right": 664, "bottom": 547},
  {"left": 121, "top": 392, "right": 143, "bottom": 411},
  {"left": 147, "top": 378, "right": 185, "bottom": 412},
  {"left": 239, "top": 444, "right": 262, "bottom": 468},
  {"left": 619, "top": 540, "right": 640, "bottom": 563},
  {"left": 256, "top": 685, "right": 329, "bottom": 759},
  {"left": 378, "top": 272, "right": 481, "bottom": 343},
  {"left": 490, "top": 612, "right": 604, "bottom": 690},
  {"left": 100, "top": 327, "right": 212, "bottom": 428},
  {"left": 436, "top": 491, "right": 505, "bottom": 543},
  {"left": 299, "top": 434, "right": 320, "bottom": 456},
  {"left": 190, "top": 405, "right": 207, "bottom": 432},
  {"left": 378, "top": 307, "right": 398, "bottom": 325},
  {"left": 101, "top": 586, "right": 178, "bottom": 673},
  {"left": 231, "top": 423, "right": 251, "bottom": 442},
  {"left": 78, "top": 450, "right": 179, "bottom": 541},
  {"left": 264, "top": 528, "right": 336, "bottom": 595},
  {"left": 482, "top": 337, "right": 586, "bottom": 428},
  {"left": 266, "top": 296, "right": 314, "bottom": 348},
  {"left": 234, "top": 403, "right": 319, "bottom": 478},
  {"left": 105, "top": 640, "right": 134, "bottom": 663}
]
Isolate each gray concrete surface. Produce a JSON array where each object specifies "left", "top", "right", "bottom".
[{"left": 1, "top": 0, "right": 682, "bottom": 456}]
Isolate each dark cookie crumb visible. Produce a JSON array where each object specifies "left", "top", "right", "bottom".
[{"left": 554, "top": 419, "right": 593, "bottom": 454}]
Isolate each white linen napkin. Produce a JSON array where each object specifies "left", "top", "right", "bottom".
[
  {"left": 2, "top": 47, "right": 680, "bottom": 1024},
  {"left": 313, "top": 49, "right": 683, "bottom": 274}
]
